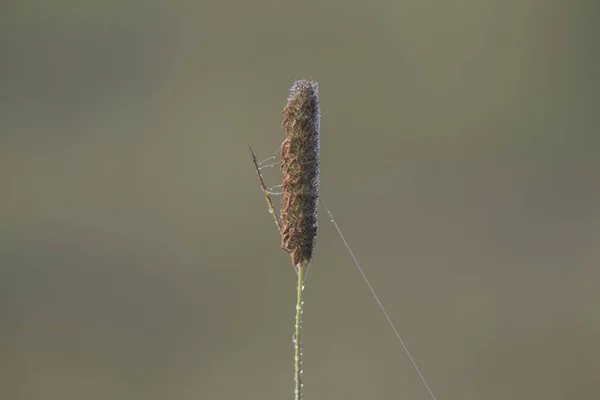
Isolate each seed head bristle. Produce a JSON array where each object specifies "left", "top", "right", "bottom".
[{"left": 280, "top": 80, "right": 320, "bottom": 267}]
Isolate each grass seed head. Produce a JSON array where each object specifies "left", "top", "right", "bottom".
[{"left": 280, "top": 80, "right": 320, "bottom": 267}]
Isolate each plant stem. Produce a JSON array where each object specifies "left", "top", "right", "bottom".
[
  {"left": 294, "top": 263, "right": 304, "bottom": 400},
  {"left": 248, "top": 145, "right": 283, "bottom": 233}
]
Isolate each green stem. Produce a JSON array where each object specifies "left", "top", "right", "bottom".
[{"left": 294, "top": 263, "right": 304, "bottom": 400}]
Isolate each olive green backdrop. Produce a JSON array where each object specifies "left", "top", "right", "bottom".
[{"left": 1, "top": 1, "right": 598, "bottom": 399}]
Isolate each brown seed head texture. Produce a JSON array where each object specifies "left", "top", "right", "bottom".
[{"left": 280, "top": 80, "right": 320, "bottom": 267}]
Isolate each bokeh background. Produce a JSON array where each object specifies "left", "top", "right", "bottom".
[{"left": 1, "top": 1, "right": 599, "bottom": 399}]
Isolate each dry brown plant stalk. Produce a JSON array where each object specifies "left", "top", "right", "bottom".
[{"left": 280, "top": 79, "right": 321, "bottom": 267}]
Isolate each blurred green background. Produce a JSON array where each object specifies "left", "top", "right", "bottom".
[{"left": 1, "top": 1, "right": 598, "bottom": 399}]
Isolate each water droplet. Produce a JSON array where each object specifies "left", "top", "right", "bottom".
[
  {"left": 301, "top": 284, "right": 305, "bottom": 291},
  {"left": 268, "top": 208, "right": 274, "bottom": 214}
]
